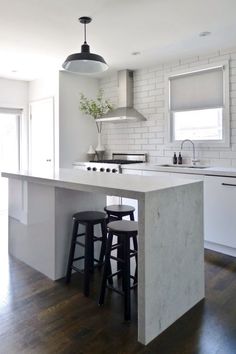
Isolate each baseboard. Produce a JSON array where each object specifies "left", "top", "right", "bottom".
[{"left": 204, "top": 241, "right": 236, "bottom": 257}]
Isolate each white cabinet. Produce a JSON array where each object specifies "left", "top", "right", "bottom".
[{"left": 204, "top": 176, "right": 236, "bottom": 249}]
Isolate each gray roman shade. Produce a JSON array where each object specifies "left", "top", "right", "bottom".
[{"left": 169, "top": 66, "right": 224, "bottom": 111}]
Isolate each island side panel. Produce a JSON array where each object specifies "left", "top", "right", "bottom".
[
  {"left": 54, "top": 188, "right": 106, "bottom": 279},
  {"left": 8, "top": 179, "right": 106, "bottom": 280},
  {"left": 8, "top": 179, "right": 56, "bottom": 279},
  {"left": 138, "top": 181, "right": 204, "bottom": 345}
]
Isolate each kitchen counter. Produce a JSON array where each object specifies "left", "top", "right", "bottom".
[
  {"left": 122, "top": 163, "right": 236, "bottom": 177},
  {"left": 2, "top": 168, "right": 204, "bottom": 345},
  {"left": 2, "top": 167, "right": 200, "bottom": 196}
]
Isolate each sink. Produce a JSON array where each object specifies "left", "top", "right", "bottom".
[{"left": 157, "top": 164, "right": 209, "bottom": 169}]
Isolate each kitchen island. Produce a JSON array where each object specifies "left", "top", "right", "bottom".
[{"left": 2, "top": 168, "right": 204, "bottom": 345}]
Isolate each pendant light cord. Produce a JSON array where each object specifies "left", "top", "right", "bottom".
[{"left": 84, "top": 23, "right": 87, "bottom": 44}]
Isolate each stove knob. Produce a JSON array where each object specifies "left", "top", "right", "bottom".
[
  {"left": 100, "top": 168, "right": 105, "bottom": 172},
  {"left": 92, "top": 167, "right": 97, "bottom": 171},
  {"left": 106, "top": 168, "right": 111, "bottom": 172},
  {"left": 87, "top": 167, "right": 91, "bottom": 171},
  {"left": 112, "top": 169, "right": 117, "bottom": 173}
]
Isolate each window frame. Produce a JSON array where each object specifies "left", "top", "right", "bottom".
[
  {"left": 0, "top": 107, "right": 23, "bottom": 169},
  {"left": 165, "top": 61, "right": 230, "bottom": 148}
]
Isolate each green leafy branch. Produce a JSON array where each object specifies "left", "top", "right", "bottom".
[{"left": 80, "top": 89, "right": 113, "bottom": 133}]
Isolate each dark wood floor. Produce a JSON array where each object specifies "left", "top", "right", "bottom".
[{"left": 1, "top": 246, "right": 236, "bottom": 353}]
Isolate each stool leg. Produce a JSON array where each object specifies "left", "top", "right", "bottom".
[
  {"left": 133, "top": 235, "right": 138, "bottom": 284},
  {"left": 117, "top": 215, "right": 123, "bottom": 279},
  {"left": 99, "top": 232, "right": 113, "bottom": 305},
  {"left": 65, "top": 219, "right": 78, "bottom": 284},
  {"left": 89, "top": 224, "right": 94, "bottom": 273},
  {"left": 98, "top": 220, "right": 107, "bottom": 269},
  {"left": 106, "top": 212, "right": 111, "bottom": 224},
  {"left": 129, "top": 212, "right": 135, "bottom": 221},
  {"left": 123, "top": 235, "right": 131, "bottom": 321},
  {"left": 84, "top": 223, "right": 93, "bottom": 297}
]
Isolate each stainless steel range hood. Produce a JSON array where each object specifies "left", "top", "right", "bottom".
[{"left": 96, "top": 70, "right": 146, "bottom": 122}]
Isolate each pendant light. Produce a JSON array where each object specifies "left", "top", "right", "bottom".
[{"left": 62, "top": 16, "right": 108, "bottom": 74}]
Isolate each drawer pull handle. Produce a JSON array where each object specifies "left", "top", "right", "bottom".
[{"left": 222, "top": 183, "right": 236, "bottom": 187}]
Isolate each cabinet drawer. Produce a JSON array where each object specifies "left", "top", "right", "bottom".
[{"left": 204, "top": 176, "right": 236, "bottom": 248}]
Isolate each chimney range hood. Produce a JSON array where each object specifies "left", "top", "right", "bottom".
[{"left": 96, "top": 70, "right": 146, "bottom": 122}]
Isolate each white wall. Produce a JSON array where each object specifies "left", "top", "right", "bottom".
[
  {"left": 28, "top": 72, "right": 59, "bottom": 170},
  {"left": 100, "top": 47, "right": 236, "bottom": 167},
  {"left": 59, "top": 71, "right": 98, "bottom": 167},
  {"left": 0, "top": 77, "right": 29, "bottom": 169}
]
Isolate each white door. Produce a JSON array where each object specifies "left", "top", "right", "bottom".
[{"left": 29, "top": 98, "right": 54, "bottom": 172}]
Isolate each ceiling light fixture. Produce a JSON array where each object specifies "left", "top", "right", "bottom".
[{"left": 62, "top": 16, "right": 108, "bottom": 74}]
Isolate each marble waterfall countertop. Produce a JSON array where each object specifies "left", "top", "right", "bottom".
[
  {"left": 122, "top": 163, "right": 236, "bottom": 177},
  {"left": 1, "top": 168, "right": 200, "bottom": 198},
  {"left": 2, "top": 167, "right": 204, "bottom": 345}
]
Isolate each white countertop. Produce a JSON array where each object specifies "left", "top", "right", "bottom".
[
  {"left": 122, "top": 163, "right": 236, "bottom": 177},
  {"left": 1, "top": 168, "right": 200, "bottom": 199}
]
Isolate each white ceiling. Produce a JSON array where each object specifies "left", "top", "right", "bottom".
[{"left": 1, "top": 0, "right": 236, "bottom": 81}]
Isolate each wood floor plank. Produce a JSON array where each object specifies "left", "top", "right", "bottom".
[{"left": 0, "top": 249, "right": 236, "bottom": 353}]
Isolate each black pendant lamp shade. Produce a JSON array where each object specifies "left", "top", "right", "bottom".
[{"left": 62, "top": 16, "right": 108, "bottom": 74}]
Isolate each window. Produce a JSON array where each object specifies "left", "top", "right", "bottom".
[{"left": 168, "top": 62, "right": 229, "bottom": 146}]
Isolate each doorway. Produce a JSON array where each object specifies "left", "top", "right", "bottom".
[{"left": 0, "top": 108, "right": 21, "bottom": 256}]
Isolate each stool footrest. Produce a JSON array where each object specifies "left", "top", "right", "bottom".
[
  {"left": 77, "top": 233, "right": 86, "bottom": 237},
  {"left": 71, "top": 265, "right": 84, "bottom": 274},
  {"left": 73, "top": 256, "right": 85, "bottom": 262},
  {"left": 75, "top": 241, "right": 85, "bottom": 247},
  {"left": 111, "top": 243, "right": 122, "bottom": 251},
  {"left": 107, "top": 269, "right": 122, "bottom": 278},
  {"left": 110, "top": 255, "right": 125, "bottom": 263}
]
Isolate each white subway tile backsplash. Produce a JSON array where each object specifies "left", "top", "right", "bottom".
[
  {"left": 142, "top": 132, "right": 156, "bottom": 138},
  {"left": 135, "top": 138, "right": 148, "bottom": 145},
  {"left": 141, "top": 144, "right": 156, "bottom": 150},
  {"left": 100, "top": 46, "right": 236, "bottom": 166}
]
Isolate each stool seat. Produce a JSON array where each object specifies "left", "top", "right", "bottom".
[
  {"left": 107, "top": 220, "right": 138, "bottom": 233},
  {"left": 73, "top": 211, "right": 106, "bottom": 222},
  {"left": 105, "top": 204, "right": 135, "bottom": 214}
]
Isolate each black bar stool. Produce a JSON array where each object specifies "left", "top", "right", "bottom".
[
  {"left": 99, "top": 220, "right": 138, "bottom": 321},
  {"left": 104, "top": 204, "right": 135, "bottom": 222},
  {"left": 66, "top": 211, "right": 107, "bottom": 297}
]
